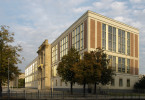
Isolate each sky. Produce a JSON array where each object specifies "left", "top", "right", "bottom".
[{"left": 0, "top": 0, "right": 145, "bottom": 74}]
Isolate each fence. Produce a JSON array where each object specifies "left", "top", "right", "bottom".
[{"left": 1, "top": 89, "right": 145, "bottom": 100}]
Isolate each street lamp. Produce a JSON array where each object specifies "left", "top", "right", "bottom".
[{"left": 8, "top": 58, "right": 10, "bottom": 98}]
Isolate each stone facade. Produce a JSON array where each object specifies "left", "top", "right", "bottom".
[{"left": 37, "top": 39, "right": 51, "bottom": 90}]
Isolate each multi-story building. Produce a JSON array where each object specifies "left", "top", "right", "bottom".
[
  {"left": 25, "top": 57, "right": 38, "bottom": 88},
  {"left": 25, "top": 10, "right": 139, "bottom": 90}
]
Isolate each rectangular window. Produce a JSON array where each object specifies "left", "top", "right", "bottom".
[
  {"left": 118, "top": 29, "right": 125, "bottom": 54},
  {"left": 60, "top": 80, "right": 62, "bottom": 86},
  {"left": 56, "top": 80, "right": 57, "bottom": 86},
  {"left": 102, "top": 24, "right": 106, "bottom": 49},
  {"left": 119, "top": 79, "right": 123, "bottom": 87},
  {"left": 111, "top": 79, "right": 115, "bottom": 86},
  {"left": 127, "top": 32, "right": 130, "bottom": 55},
  {"left": 71, "top": 23, "right": 84, "bottom": 51},
  {"left": 118, "top": 57, "right": 126, "bottom": 73},
  {"left": 112, "top": 56, "right": 116, "bottom": 71},
  {"left": 108, "top": 55, "right": 116, "bottom": 71},
  {"left": 127, "top": 79, "right": 130, "bottom": 87},
  {"left": 118, "top": 57, "right": 121, "bottom": 72},
  {"left": 127, "top": 59, "right": 130, "bottom": 73}
]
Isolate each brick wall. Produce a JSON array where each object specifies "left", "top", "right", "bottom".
[
  {"left": 90, "top": 19, "right": 95, "bottom": 48},
  {"left": 97, "top": 21, "right": 102, "bottom": 48}
]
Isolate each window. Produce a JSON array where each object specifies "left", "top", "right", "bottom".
[
  {"left": 127, "top": 32, "right": 130, "bottom": 55},
  {"left": 60, "top": 80, "right": 62, "bottom": 86},
  {"left": 56, "top": 80, "right": 57, "bottom": 86},
  {"left": 127, "top": 59, "right": 130, "bottom": 73},
  {"left": 118, "top": 29, "right": 125, "bottom": 54},
  {"left": 65, "top": 82, "right": 68, "bottom": 86},
  {"left": 102, "top": 24, "right": 106, "bottom": 49},
  {"left": 127, "top": 79, "right": 130, "bottom": 87},
  {"left": 72, "top": 23, "right": 84, "bottom": 51},
  {"left": 111, "top": 79, "right": 115, "bottom": 86},
  {"left": 52, "top": 45, "right": 58, "bottom": 63},
  {"left": 118, "top": 57, "right": 126, "bottom": 73},
  {"left": 60, "top": 36, "right": 68, "bottom": 60},
  {"left": 119, "top": 79, "right": 123, "bottom": 87},
  {"left": 108, "top": 26, "right": 116, "bottom": 52},
  {"left": 108, "top": 55, "right": 116, "bottom": 71}
]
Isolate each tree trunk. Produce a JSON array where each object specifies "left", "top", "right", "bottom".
[
  {"left": 94, "top": 83, "right": 96, "bottom": 94},
  {"left": 0, "top": 80, "right": 2, "bottom": 97},
  {"left": 70, "top": 82, "right": 73, "bottom": 94},
  {"left": 83, "top": 83, "right": 86, "bottom": 96}
]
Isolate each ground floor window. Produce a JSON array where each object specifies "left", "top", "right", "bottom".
[
  {"left": 111, "top": 79, "right": 115, "bottom": 86},
  {"left": 119, "top": 79, "right": 123, "bottom": 87},
  {"left": 127, "top": 79, "right": 130, "bottom": 87}
]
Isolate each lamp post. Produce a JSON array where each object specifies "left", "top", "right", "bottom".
[{"left": 8, "top": 58, "right": 10, "bottom": 98}]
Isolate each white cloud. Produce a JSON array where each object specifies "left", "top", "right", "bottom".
[{"left": 73, "top": 6, "right": 92, "bottom": 13}]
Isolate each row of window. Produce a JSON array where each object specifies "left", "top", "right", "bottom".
[
  {"left": 51, "top": 23, "right": 84, "bottom": 64},
  {"left": 54, "top": 78, "right": 130, "bottom": 87},
  {"left": 111, "top": 78, "right": 130, "bottom": 87},
  {"left": 102, "top": 24, "right": 130, "bottom": 55},
  {"left": 72, "top": 23, "right": 84, "bottom": 51},
  {"left": 25, "top": 61, "right": 38, "bottom": 76},
  {"left": 108, "top": 56, "right": 130, "bottom": 73}
]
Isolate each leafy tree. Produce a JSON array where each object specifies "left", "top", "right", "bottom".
[
  {"left": 134, "top": 76, "right": 145, "bottom": 89},
  {"left": 73, "top": 52, "right": 94, "bottom": 96},
  {"left": 74, "top": 48, "right": 114, "bottom": 95},
  {"left": 57, "top": 47, "right": 80, "bottom": 94},
  {"left": 91, "top": 48, "right": 114, "bottom": 93},
  {"left": 0, "top": 26, "right": 22, "bottom": 96},
  {"left": 18, "top": 78, "right": 25, "bottom": 88}
]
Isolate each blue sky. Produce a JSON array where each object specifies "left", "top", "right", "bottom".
[{"left": 0, "top": 0, "right": 145, "bottom": 74}]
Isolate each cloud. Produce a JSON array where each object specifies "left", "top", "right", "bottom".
[
  {"left": 0, "top": 0, "right": 145, "bottom": 74},
  {"left": 73, "top": 6, "right": 92, "bottom": 13}
]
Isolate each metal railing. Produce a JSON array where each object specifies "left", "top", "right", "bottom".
[{"left": 1, "top": 89, "right": 145, "bottom": 100}]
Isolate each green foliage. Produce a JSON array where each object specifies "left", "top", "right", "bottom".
[
  {"left": 18, "top": 78, "right": 25, "bottom": 88},
  {"left": 134, "top": 76, "right": 145, "bottom": 89},
  {"left": 0, "top": 26, "right": 22, "bottom": 92},
  {"left": 57, "top": 47, "right": 80, "bottom": 93}
]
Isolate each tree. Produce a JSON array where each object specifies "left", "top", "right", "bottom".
[
  {"left": 57, "top": 47, "right": 80, "bottom": 94},
  {"left": 91, "top": 48, "right": 114, "bottom": 93},
  {"left": 73, "top": 52, "right": 93, "bottom": 96},
  {"left": 73, "top": 48, "right": 114, "bottom": 95},
  {"left": 0, "top": 26, "right": 22, "bottom": 96},
  {"left": 18, "top": 78, "right": 25, "bottom": 88},
  {"left": 134, "top": 76, "right": 145, "bottom": 89}
]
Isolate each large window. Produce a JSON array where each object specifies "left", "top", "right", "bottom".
[
  {"left": 108, "top": 26, "right": 116, "bottom": 52},
  {"left": 108, "top": 55, "right": 116, "bottom": 71},
  {"left": 111, "top": 79, "right": 115, "bottom": 86},
  {"left": 102, "top": 24, "right": 106, "bottom": 49},
  {"left": 72, "top": 23, "right": 84, "bottom": 51},
  {"left": 127, "top": 79, "right": 130, "bottom": 87},
  {"left": 52, "top": 45, "right": 58, "bottom": 63},
  {"left": 127, "top": 32, "right": 130, "bottom": 55},
  {"left": 118, "top": 57, "right": 125, "bottom": 73},
  {"left": 119, "top": 79, "right": 123, "bottom": 87},
  {"left": 60, "top": 36, "right": 68, "bottom": 59},
  {"left": 127, "top": 59, "right": 130, "bottom": 73},
  {"left": 118, "top": 29, "right": 125, "bottom": 54}
]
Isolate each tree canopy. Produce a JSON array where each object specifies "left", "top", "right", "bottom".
[
  {"left": 134, "top": 76, "right": 145, "bottom": 89},
  {"left": 0, "top": 26, "right": 22, "bottom": 94},
  {"left": 57, "top": 47, "right": 80, "bottom": 94}
]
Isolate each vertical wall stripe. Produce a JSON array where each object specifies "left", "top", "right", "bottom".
[
  {"left": 130, "top": 59, "right": 134, "bottom": 75},
  {"left": 58, "top": 42, "right": 60, "bottom": 61},
  {"left": 97, "top": 21, "right": 102, "bottom": 48},
  {"left": 90, "top": 19, "right": 95, "bottom": 48},
  {"left": 130, "top": 33, "right": 134, "bottom": 57},
  {"left": 135, "top": 60, "right": 138, "bottom": 75},
  {"left": 135, "top": 34, "right": 138, "bottom": 58},
  {"left": 84, "top": 19, "right": 87, "bottom": 49}
]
